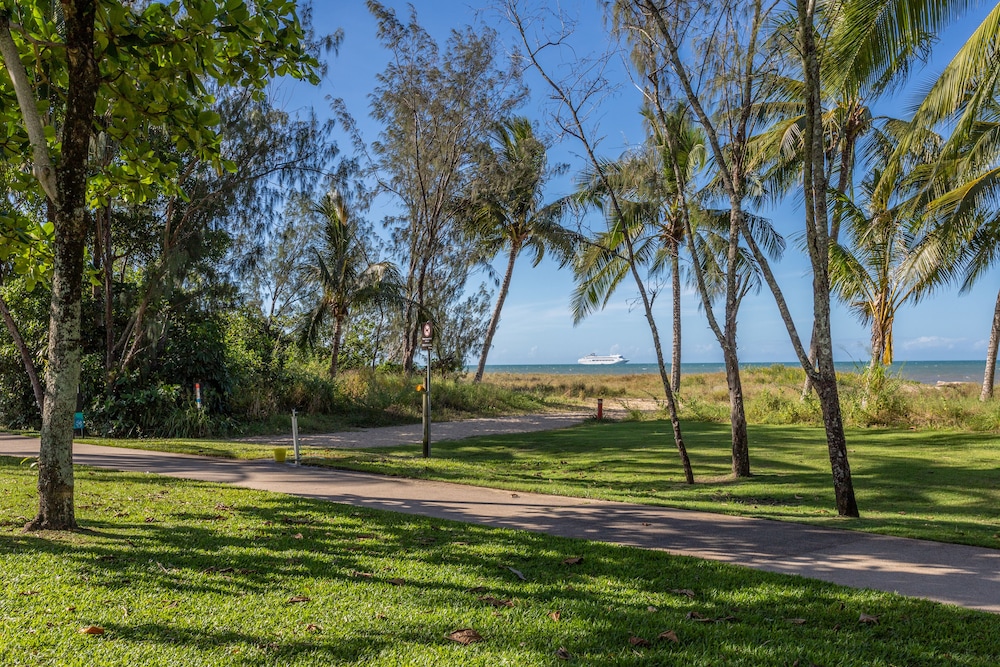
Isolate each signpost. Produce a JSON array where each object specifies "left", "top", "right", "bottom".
[{"left": 421, "top": 321, "right": 433, "bottom": 458}]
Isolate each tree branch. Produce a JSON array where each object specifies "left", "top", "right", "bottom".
[{"left": 0, "top": 15, "right": 59, "bottom": 206}]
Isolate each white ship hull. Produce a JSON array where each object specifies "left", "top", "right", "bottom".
[{"left": 578, "top": 354, "right": 628, "bottom": 365}]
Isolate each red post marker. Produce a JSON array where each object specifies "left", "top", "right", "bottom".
[{"left": 597, "top": 398, "right": 603, "bottom": 420}]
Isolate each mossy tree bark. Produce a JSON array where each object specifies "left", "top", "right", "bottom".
[{"left": 25, "top": 0, "right": 99, "bottom": 531}]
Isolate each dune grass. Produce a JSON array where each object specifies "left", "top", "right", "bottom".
[{"left": 2, "top": 457, "right": 999, "bottom": 666}]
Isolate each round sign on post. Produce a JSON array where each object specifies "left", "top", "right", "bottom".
[{"left": 421, "top": 321, "right": 433, "bottom": 350}]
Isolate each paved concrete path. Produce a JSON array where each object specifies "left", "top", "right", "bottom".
[
  {"left": 239, "top": 412, "right": 592, "bottom": 449},
  {"left": 3, "top": 432, "right": 999, "bottom": 614}
]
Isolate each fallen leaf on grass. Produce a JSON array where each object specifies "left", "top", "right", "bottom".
[
  {"left": 286, "top": 596, "right": 311, "bottom": 604},
  {"left": 66, "top": 606, "right": 76, "bottom": 612},
  {"left": 78, "top": 626, "right": 105, "bottom": 635},
  {"left": 305, "top": 624, "right": 321, "bottom": 633},
  {"left": 478, "top": 596, "right": 514, "bottom": 608},
  {"left": 686, "top": 611, "right": 736, "bottom": 623},
  {"left": 555, "top": 647, "right": 572, "bottom": 660},
  {"left": 352, "top": 571, "right": 373, "bottom": 579},
  {"left": 447, "top": 628, "right": 484, "bottom": 645},
  {"left": 466, "top": 586, "right": 488, "bottom": 593},
  {"left": 562, "top": 556, "right": 583, "bottom": 565},
  {"left": 658, "top": 630, "right": 679, "bottom": 644},
  {"left": 19, "top": 591, "right": 40, "bottom": 596},
  {"left": 388, "top": 578, "right": 406, "bottom": 586},
  {"left": 629, "top": 636, "right": 650, "bottom": 647},
  {"left": 506, "top": 566, "right": 526, "bottom": 581},
  {"left": 787, "top": 618, "right": 807, "bottom": 625},
  {"left": 647, "top": 606, "right": 658, "bottom": 613},
  {"left": 549, "top": 610, "right": 562, "bottom": 621},
  {"left": 669, "top": 588, "right": 696, "bottom": 599},
  {"left": 859, "top": 613, "right": 879, "bottom": 625},
  {"left": 292, "top": 533, "right": 304, "bottom": 540},
  {"left": 511, "top": 493, "right": 519, "bottom": 498}
]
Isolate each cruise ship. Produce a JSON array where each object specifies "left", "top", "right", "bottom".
[{"left": 577, "top": 353, "right": 628, "bottom": 365}]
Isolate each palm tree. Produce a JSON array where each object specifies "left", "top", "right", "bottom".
[
  {"left": 299, "top": 189, "right": 403, "bottom": 379},
  {"left": 828, "top": 173, "right": 928, "bottom": 370},
  {"left": 904, "top": 99, "right": 1000, "bottom": 398},
  {"left": 459, "top": 117, "right": 577, "bottom": 383},
  {"left": 840, "top": 0, "right": 1000, "bottom": 398}
]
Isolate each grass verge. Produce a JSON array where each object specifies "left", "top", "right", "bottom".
[
  {"left": 101, "top": 419, "right": 999, "bottom": 550},
  {"left": 1, "top": 457, "right": 998, "bottom": 666}
]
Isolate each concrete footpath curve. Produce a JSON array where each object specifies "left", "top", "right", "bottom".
[
  {"left": 239, "top": 412, "right": 592, "bottom": 449},
  {"left": 2, "top": 432, "right": 999, "bottom": 615}
]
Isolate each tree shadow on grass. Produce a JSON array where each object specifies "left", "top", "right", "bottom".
[{"left": 2, "top": 458, "right": 1000, "bottom": 665}]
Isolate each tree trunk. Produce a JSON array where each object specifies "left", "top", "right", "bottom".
[
  {"left": 723, "top": 208, "right": 751, "bottom": 478},
  {"left": 0, "top": 294, "right": 45, "bottom": 414},
  {"left": 474, "top": 243, "right": 519, "bottom": 383},
  {"left": 514, "top": 11, "right": 693, "bottom": 485},
  {"left": 724, "top": 346, "right": 750, "bottom": 476},
  {"left": 798, "top": 0, "right": 858, "bottom": 517},
  {"left": 670, "top": 236, "right": 682, "bottom": 393},
  {"left": 26, "top": 0, "right": 99, "bottom": 531},
  {"left": 330, "top": 314, "right": 344, "bottom": 379},
  {"left": 815, "top": 362, "right": 858, "bottom": 516},
  {"left": 980, "top": 287, "right": 1000, "bottom": 401}
]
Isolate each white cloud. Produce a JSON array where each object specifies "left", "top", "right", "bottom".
[{"left": 900, "top": 336, "right": 966, "bottom": 351}]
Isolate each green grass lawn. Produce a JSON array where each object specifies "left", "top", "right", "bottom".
[
  {"left": 2, "top": 457, "right": 998, "bottom": 666},
  {"left": 76, "top": 419, "right": 1000, "bottom": 548}
]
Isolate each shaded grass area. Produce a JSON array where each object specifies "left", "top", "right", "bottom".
[
  {"left": 2, "top": 458, "right": 998, "bottom": 666},
  {"left": 300, "top": 421, "right": 1000, "bottom": 549},
  {"left": 74, "top": 419, "right": 1000, "bottom": 549}
]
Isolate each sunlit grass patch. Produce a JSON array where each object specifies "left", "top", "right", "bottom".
[{"left": 2, "top": 458, "right": 998, "bottom": 666}]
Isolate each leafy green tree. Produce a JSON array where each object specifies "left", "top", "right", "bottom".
[
  {"left": 613, "top": 0, "right": 790, "bottom": 479},
  {"left": 505, "top": 0, "right": 694, "bottom": 484},
  {"left": 299, "top": 189, "right": 403, "bottom": 379},
  {"left": 0, "top": 0, "right": 318, "bottom": 530},
  {"left": 352, "top": 1, "right": 524, "bottom": 373},
  {"left": 459, "top": 117, "right": 576, "bottom": 383}
]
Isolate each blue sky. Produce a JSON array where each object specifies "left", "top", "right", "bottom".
[{"left": 281, "top": 1, "right": 999, "bottom": 365}]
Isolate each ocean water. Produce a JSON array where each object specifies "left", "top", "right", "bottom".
[{"left": 478, "top": 360, "right": 993, "bottom": 385}]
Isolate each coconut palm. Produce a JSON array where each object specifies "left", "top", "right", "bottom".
[
  {"left": 835, "top": 0, "right": 1000, "bottom": 398},
  {"left": 459, "top": 117, "right": 577, "bottom": 384},
  {"left": 572, "top": 105, "right": 707, "bottom": 390},
  {"left": 299, "top": 189, "right": 403, "bottom": 379},
  {"left": 829, "top": 183, "right": 925, "bottom": 370},
  {"left": 904, "top": 98, "right": 1000, "bottom": 398}
]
